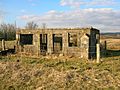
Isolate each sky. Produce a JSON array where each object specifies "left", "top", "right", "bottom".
[{"left": 0, "top": 0, "right": 120, "bottom": 32}]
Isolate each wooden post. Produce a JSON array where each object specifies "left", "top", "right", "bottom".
[
  {"left": 2, "top": 39, "right": 5, "bottom": 51},
  {"left": 104, "top": 41, "right": 107, "bottom": 50},
  {"left": 104, "top": 41, "right": 107, "bottom": 56},
  {"left": 96, "top": 43, "right": 100, "bottom": 63}
]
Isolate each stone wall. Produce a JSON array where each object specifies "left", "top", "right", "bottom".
[{"left": 16, "top": 27, "right": 100, "bottom": 59}]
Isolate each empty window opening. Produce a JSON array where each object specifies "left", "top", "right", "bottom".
[
  {"left": 20, "top": 34, "right": 33, "bottom": 45},
  {"left": 68, "top": 33, "right": 77, "bottom": 47},
  {"left": 96, "top": 34, "right": 99, "bottom": 44}
]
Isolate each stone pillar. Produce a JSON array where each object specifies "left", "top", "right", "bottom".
[
  {"left": 16, "top": 34, "right": 20, "bottom": 45},
  {"left": 33, "top": 33, "right": 40, "bottom": 56},
  {"left": 37, "top": 34, "right": 40, "bottom": 56},
  {"left": 2, "top": 39, "right": 5, "bottom": 51},
  {"left": 16, "top": 34, "right": 20, "bottom": 53},
  {"left": 62, "top": 31, "right": 68, "bottom": 55},
  {"left": 47, "top": 33, "right": 53, "bottom": 54},
  {"left": 81, "top": 34, "right": 89, "bottom": 59},
  {"left": 96, "top": 43, "right": 100, "bottom": 63}
]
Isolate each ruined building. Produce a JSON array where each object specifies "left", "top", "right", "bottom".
[{"left": 16, "top": 27, "right": 100, "bottom": 59}]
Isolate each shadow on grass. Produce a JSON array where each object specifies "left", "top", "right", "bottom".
[{"left": 102, "top": 50, "right": 120, "bottom": 57}]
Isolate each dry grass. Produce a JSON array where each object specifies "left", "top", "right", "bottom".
[
  {"left": 101, "top": 39, "right": 120, "bottom": 50},
  {"left": 0, "top": 36, "right": 120, "bottom": 90},
  {"left": 0, "top": 55, "right": 120, "bottom": 90}
]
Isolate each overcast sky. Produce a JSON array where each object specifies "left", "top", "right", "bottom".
[{"left": 0, "top": 0, "right": 120, "bottom": 32}]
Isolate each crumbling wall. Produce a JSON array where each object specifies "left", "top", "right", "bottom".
[
  {"left": 89, "top": 29, "right": 100, "bottom": 59},
  {"left": 16, "top": 28, "right": 100, "bottom": 59},
  {"left": 16, "top": 31, "right": 40, "bottom": 56}
]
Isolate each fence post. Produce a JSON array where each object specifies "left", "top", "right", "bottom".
[
  {"left": 2, "top": 39, "right": 5, "bottom": 51},
  {"left": 96, "top": 43, "right": 100, "bottom": 63},
  {"left": 104, "top": 41, "right": 107, "bottom": 50},
  {"left": 104, "top": 41, "right": 107, "bottom": 56}
]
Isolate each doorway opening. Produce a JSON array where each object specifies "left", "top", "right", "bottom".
[
  {"left": 40, "top": 34, "right": 47, "bottom": 55},
  {"left": 53, "top": 34, "right": 62, "bottom": 54}
]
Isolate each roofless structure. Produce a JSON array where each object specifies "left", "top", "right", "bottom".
[{"left": 16, "top": 27, "right": 100, "bottom": 59}]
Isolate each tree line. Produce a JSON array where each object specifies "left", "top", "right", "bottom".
[
  {"left": 0, "top": 21, "right": 40, "bottom": 41},
  {"left": 0, "top": 23, "right": 16, "bottom": 40}
]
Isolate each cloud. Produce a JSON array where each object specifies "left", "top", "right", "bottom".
[
  {"left": 90, "top": 0, "right": 117, "bottom": 6},
  {"left": 60, "top": 0, "right": 118, "bottom": 8},
  {"left": 18, "top": 8, "right": 120, "bottom": 32},
  {"left": 60, "top": 0, "right": 85, "bottom": 8}
]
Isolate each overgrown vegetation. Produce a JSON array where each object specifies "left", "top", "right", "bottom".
[
  {"left": 0, "top": 34, "right": 119, "bottom": 90},
  {"left": 25, "top": 21, "right": 38, "bottom": 30},
  {"left": 0, "top": 21, "right": 38, "bottom": 41},
  {"left": 0, "top": 55, "right": 120, "bottom": 90},
  {"left": 0, "top": 23, "right": 16, "bottom": 40}
]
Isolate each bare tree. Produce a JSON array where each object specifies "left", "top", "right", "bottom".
[
  {"left": 42, "top": 23, "right": 47, "bottom": 29},
  {"left": 0, "top": 23, "right": 16, "bottom": 40},
  {"left": 25, "top": 21, "right": 38, "bottom": 30}
]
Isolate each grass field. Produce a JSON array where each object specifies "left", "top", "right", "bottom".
[{"left": 0, "top": 35, "right": 120, "bottom": 90}]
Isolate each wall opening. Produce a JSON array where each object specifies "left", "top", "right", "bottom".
[
  {"left": 96, "top": 34, "right": 99, "bottom": 44},
  {"left": 53, "top": 34, "right": 62, "bottom": 54},
  {"left": 40, "top": 34, "right": 47, "bottom": 54},
  {"left": 68, "top": 33, "right": 77, "bottom": 47},
  {"left": 20, "top": 34, "right": 33, "bottom": 45}
]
